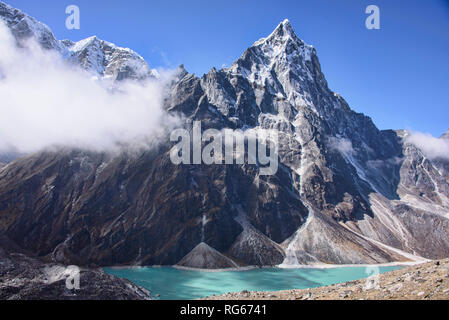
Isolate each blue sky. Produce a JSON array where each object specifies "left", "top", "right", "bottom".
[{"left": 5, "top": 0, "right": 449, "bottom": 136}]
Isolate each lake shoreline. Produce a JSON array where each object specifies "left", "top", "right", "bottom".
[
  {"left": 104, "top": 260, "right": 427, "bottom": 272},
  {"left": 203, "top": 259, "right": 449, "bottom": 300},
  {"left": 104, "top": 264, "right": 407, "bottom": 299}
]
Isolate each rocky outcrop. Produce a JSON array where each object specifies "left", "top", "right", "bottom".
[
  {"left": 0, "top": 246, "right": 151, "bottom": 300},
  {"left": 0, "top": 1, "right": 448, "bottom": 269}
]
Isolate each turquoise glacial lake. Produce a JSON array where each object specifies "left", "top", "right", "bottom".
[{"left": 104, "top": 265, "right": 402, "bottom": 300}]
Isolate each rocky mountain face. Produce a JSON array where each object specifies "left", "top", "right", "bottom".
[{"left": 0, "top": 2, "right": 448, "bottom": 269}]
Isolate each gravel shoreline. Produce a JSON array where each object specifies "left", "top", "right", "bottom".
[{"left": 203, "top": 259, "right": 449, "bottom": 300}]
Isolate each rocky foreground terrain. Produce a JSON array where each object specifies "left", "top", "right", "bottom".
[
  {"left": 205, "top": 259, "right": 449, "bottom": 300},
  {"left": 0, "top": 246, "right": 151, "bottom": 300}
]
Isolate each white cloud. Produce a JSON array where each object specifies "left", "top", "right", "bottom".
[
  {"left": 328, "top": 136, "right": 354, "bottom": 155},
  {"left": 405, "top": 131, "right": 449, "bottom": 160},
  {"left": 0, "top": 22, "right": 179, "bottom": 154}
]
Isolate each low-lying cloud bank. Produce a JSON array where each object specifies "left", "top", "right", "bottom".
[
  {"left": 0, "top": 22, "right": 178, "bottom": 154},
  {"left": 406, "top": 131, "right": 449, "bottom": 160}
]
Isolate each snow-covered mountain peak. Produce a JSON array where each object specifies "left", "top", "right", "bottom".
[
  {"left": 0, "top": 0, "right": 65, "bottom": 52},
  {"left": 252, "top": 19, "right": 314, "bottom": 60},
  {"left": 203, "top": 19, "right": 327, "bottom": 123},
  {"left": 226, "top": 19, "right": 318, "bottom": 83},
  {"left": 1, "top": 1, "right": 154, "bottom": 81},
  {"left": 69, "top": 36, "right": 100, "bottom": 52},
  {"left": 0, "top": 1, "right": 23, "bottom": 23},
  {"left": 254, "top": 19, "right": 295, "bottom": 44},
  {"left": 60, "top": 35, "right": 155, "bottom": 80}
]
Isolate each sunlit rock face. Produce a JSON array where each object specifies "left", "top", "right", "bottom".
[{"left": 0, "top": 2, "right": 448, "bottom": 268}]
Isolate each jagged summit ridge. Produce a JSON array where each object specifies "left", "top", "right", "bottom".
[
  {"left": 0, "top": 0, "right": 65, "bottom": 52},
  {"left": 251, "top": 18, "right": 316, "bottom": 69},
  {"left": 0, "top": 0, "right": 154, "bottom": 81},
  {"left": 253, "top": 19, "right": 312, "bottom": 52},
  {"left": 201, "top": 18, "right": 331, "bottom": 127},
  {"left": 63, "top": 35, "right": 155, "bottom": 80}
]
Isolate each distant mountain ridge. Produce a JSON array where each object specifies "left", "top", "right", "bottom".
[
  {"left": 0, "top": 1, "right": 448, "bottom": 268},
  {"left": 0, "top": 1, "right": 153, "bottom": 81}
]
